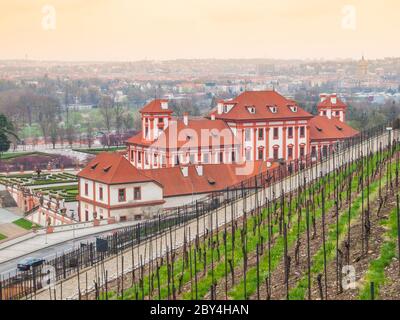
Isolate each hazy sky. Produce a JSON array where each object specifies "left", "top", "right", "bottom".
[{"left": 0, "top": 0, "right": 399, "bottom": 61}]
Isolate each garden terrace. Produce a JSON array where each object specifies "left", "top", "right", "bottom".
[
  {"left": 0, "top": 152, "right": 77, "bottom": 172},
  {"left": 0, "top": 172, "right": 77, "bottom": 187},
  {"left": 34, "top": 185, "right": 78, "bottom": 203}
]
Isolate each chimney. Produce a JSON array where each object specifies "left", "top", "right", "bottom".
[
  {"left": 195, "top": 165, "right": 203, "bottom": 176},
  {"left": 330, "top": 94, "right": 337, "bottom": 104},
  {"left": 161, "top": 101, "right": 168, "bottom": 110},
  {"left": 183, "top": 112, "right": 189, "bottom": 126},
  {"left": 210, "top": 113, "right": 216, "bottom": 121},
  {"left": 217, "top": 102, "right": 223, "bottom": 114},
  {"left": 181, "top": 166, "right": 188, "bottom": 177}
]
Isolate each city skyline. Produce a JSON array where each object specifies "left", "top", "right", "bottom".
[{"left": 1, "top": 0, "right": 399, "bottom": 61}]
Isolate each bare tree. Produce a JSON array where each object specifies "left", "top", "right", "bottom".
[
  {"left": 66, "top": 124, "right": 76, "bottom": 148},
  {"left": 98, "top": 95, "right": 114, "bottom": 147},
  {"left": 49, "top": 122, "right": 58, "bottom": 149},
  {"left": 85, "top": 121, "right": 94, "bottom": 149}
]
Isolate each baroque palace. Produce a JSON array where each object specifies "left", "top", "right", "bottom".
[{"left": 77, "top": 91, "right": 358, "bottom": 222}]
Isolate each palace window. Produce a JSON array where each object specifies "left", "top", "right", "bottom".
[
  {"left": 300, "top": 146, "right": 305, "bottom": 158},
  {"left": 118, "top": 189, "right": 126, "bottom": 202},
  {"left": 219, "top": 152, "right": 224, "bottom": 163},
  {"left": 323, "top": 146, "right": 328, "bottom": 157},
  {"left": 137, "top": 152, "right": 142, "bottom": 163},
  {"left": 245, "top": 128, "right": 251, "bottom": 142},
  {"left": 258, "top": 128, "right": 264, "bottom": 140},
  {"left": 288, "top": 146, "right": 293, "bottom": 159},
  {"left": 258, "top": 148, "right": 264, "bottom": 160},
  {"left": 300, "top": 126, "right": 305, "bottom": 138},
  {"left": 273, "top": 147, "right": 279, "bottom": 160},
  {"left": 134, "top": 187, "right": 141, "bottom": 200},
  {"left": 84, "top": 183, "right": 89, "bottom": 196},
  {"left": 203, "top": 153, "right": 209, "bottom": 164},
  {"left": 190, "top": 153, "right": 196, "bottom": 164},
  {"left": 273, "top": 128, "right": 279, "bottom": 139},
  {"left": 311, "top": 146, "right": 317, "bottom": 158},
  {"left": 99, "top": 187, "right": 103, "bottom": 201},
  {"left": 245, "top": 148, "right": 252, "bottom": 161},
  {"left": 231, "top": 151, "right": 236, "bottom": 162},
  {"left": 288, "top": 127, "right": 293, "bottom": 139}
]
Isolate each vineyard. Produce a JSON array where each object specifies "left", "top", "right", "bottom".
[
  {"left": 77, "top": 133, "right": 399, "bottom": 301},
  {"left": 2, "top": 127, "right": 399, "bottom": 301}
]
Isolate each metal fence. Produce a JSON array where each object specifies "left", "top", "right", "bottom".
[{"left": 0, "top": 122, "right": 393, "bottom": 300}]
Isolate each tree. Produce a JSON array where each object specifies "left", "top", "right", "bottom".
[
  {"left": 85, "top": 121, "right": 94, "bottom": 149},
  {"left": 66, "top": 124, "right": 76, "bottom": 148},
  {"left": 98, "top": 95, "right": 114, "bottom": 146},
  {"left": 0, "top": 113, "right": 18, "bottom": 154},
  {"left": 49, "top": 122, "right": 59, "bottom": 149}
]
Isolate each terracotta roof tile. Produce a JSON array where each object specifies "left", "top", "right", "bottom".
[
  {"left": 140, "top": 99, "right": 173, "bottom": 114},
  {"left": 127, "top": 118, "right": 240, "bottom": 149},
  {"left": 309, "top": 116, "right": 358, "bottom": 141},
  {"left": 145, "top": 161, "right": 277, "bottom": 197},
  {"left": 77, "top": 152, "right": 154, "bottom": 184},
  {"left": 211, "top": 91, "right": 313, "bottom": 121},
  {"left": 317, "top": 95, "right": 347, "bottom": 109}
]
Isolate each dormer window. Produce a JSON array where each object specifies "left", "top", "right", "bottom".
[
  {"left": 289, "top": 105, "right": 298, "bottom": 112},
  {"left": 91, "top": 162, "right": 99, "bottom": 170},
  {"left": 247, "top": 106, "right": 256, "bottom": 114},
  {"left": 103, "top": 165, "right": 112, "bottom": 172},
  {"left": 336, "top": 125, "right": 343, "bottom": 131},
  {"left": 269, "top": 106, "right": 278, "bottom": 113},
  {"left": 223, "top": 105, "right": 228, "bottom": 113}
]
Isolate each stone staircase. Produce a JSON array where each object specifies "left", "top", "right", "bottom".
[{"left": 0, "top": 191, "right": 17, "bottom": 208}]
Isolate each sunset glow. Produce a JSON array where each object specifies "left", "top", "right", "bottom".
[{"left": 1, "top": 0, "right": 399, "bottom": 61}]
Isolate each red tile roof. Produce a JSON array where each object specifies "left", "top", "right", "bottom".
[
  {"left": 317, "top": 95, "right": 347, "bottom": 109},
  {"left": 140, "top": 99, "right": 173, "bottom": 114},
  {"left": 77, "top": 152, "right": 155, "bottom": 185},
  {"left": 78, "top": 152, "right": 277, "bottom": 198},
  {"left": 145, "top": 161, "right": 276, "bottom": 197},
  {"left": 309, "top": 116, "right": 359, "bottom": 141},
  {"left": 211, "top": 91, "right": 313, "bottom": 121},
  {"left": 126, "top": 118, "right": 240, "bottom": 149}
]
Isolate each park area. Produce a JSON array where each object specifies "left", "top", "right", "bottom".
[
  {"left": 0, "top": 151, "right": 77, "bottom": 172},
  {"left": 0, "top": 172, "right": 77, "bottom": 187},
  {"left": 0, "top": 171, "right": 79, "bottom": 203}
]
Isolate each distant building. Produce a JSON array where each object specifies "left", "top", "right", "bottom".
[{"left": 358, "top": 55, "right": 369, "bottom": 77}]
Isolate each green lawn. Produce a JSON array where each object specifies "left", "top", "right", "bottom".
[
  {"left": 0, "top": 233, "right": 7, "bottom": 241},
  {"left": 0, "top": 151, "right": 50, "bottom": 160},
  {"left": 13, "top": 218, "right": 39, "bottom": 230},
  {"left": 73, "top": 146, "right": 126, "bottom": 155}
]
